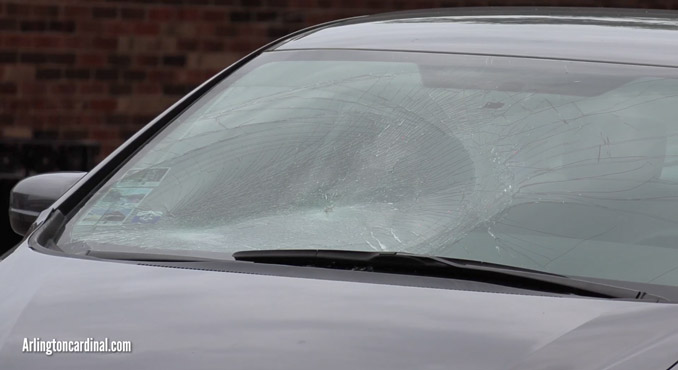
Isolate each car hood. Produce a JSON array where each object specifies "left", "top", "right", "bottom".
[{"left": 1, "top": 244, "right": 678, "bottom": 370}]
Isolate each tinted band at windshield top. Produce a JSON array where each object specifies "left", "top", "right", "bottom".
[{"left": 57, "top": 50, "right": 678, "bottom": 287}]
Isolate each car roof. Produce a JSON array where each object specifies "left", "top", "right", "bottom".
[{"left": 273, "top": 7, "right": 678, "bottom": 68}]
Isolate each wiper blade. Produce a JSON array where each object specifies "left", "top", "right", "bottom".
[{"left": 233, "top": 249, "right": 668, "bottom": 302}]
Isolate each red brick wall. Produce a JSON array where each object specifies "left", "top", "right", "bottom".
[{"left": 1, "top": 0, "right": 677, "bottom": 158}]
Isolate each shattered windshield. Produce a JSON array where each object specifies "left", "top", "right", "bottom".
[{"left": 58, "top": 50, "right": 678, "bottom": 286}]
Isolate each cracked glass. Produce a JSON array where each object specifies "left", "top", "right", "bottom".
[{"left": 57, "top": 50, "right": 678, "bottom": 285}]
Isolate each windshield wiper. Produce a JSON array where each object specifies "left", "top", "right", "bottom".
[
  {"left": 232, "top": 249, "right": 669, "bottom": 302},
  {"left": 85, "top": 249, "right": 227, "bottom": 263}
]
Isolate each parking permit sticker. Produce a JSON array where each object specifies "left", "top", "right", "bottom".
[
  {"left": 76, "top": 167, "right": 170, "bottom": 227},
  {"left": 78, "top": 187, "right": 153, "bottom": 226}
]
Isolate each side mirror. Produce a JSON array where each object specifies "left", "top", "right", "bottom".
[{"left": 9, "top": 172, "right": 85, "bottom": 236}]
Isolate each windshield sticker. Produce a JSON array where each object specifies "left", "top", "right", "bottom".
[
  {"left": 130, "top": 210, "right": 163, "bottom": 224},
  {"left": 78, "top": 187, "right": 153, "bottom": 226},
  {"left": 76, "top": 168, "right": 170, "bottom": 227},
  {"left": 117, "top": 167, "right": 169, "bottom": 188}
]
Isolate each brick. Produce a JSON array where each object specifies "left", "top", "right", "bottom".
[
  {"left": 136, "top": 54, "right": 159, "bottom": 67},
  {"left": 282, "top": 11, "right": 303, "bottom": 23},
  {"left": 61, "top": 129, "right": 88, "bottom": 140},
  {"left": 47, "top": 117, "right": 71, "bottom": 128},
  {"left": 195, "top": 23, "right": 217, "bottom": 36},
  {"left": 133, "top": 22, "right": 160, "bottom": 36},
  {"left": 109, "top": 54, "right": 132, "bottom": 66},
  {"left": 33, "top": 129, "right": 58, "bottom": 139},
  {"left": 148, "top": 7, "right": 176, "bottom": 21},
  {"left": 19, "top": 84, "right": 47, "bottom": 97},
  {"left": 63, "top": 37, "right": 88, "bottom": 49},
  {"left": 64, "top": 69, "right": 91, "bottom": 80},
  {"left": 94, "top": 69, "right": 119, "bottom": 81},
  {"left": 92, "top": 37, "right": 119, "bottom": 50},
  {"left": 78, "top": 53, "right": 107, "bottom": 67},
  {"left": 135, "top": 84, "right": 161, "bottom": 94},
  {"left": 49, "top": 53, "right": 76, "bottom": 64},
  {"left": 36, "top": 69, "right": 62, "bottom": 80},
  {"left": 266, "top": 0, "right": 289, "bottom": 6},
  {"left": 0, "top": 51, "right": 17, "bottom": 63},
  {"left": 34, "top": 36, "right": 65, "bottom": 49},
  {"left": 203, "top": 9, "right": 229, "bottom": 22},
  {"left": 256, "top": 11, "right": 278, "bottom": 21},
  {"left": 109, "top": 84, "right": 132, "bottom": 96},
  {"left": 91, "top": 128, "right": 115, "bottom": 141},
  {"left": 121, "top": 8, "right": 146, "bottom": 20},
  {"left": 104, "top": 21, "right": 132, "bottom": 35},
  {"left": 290, "top": 0, "right": 317, "bottom": 6},
  {"left": 3, "top": 65, "right": 33, "bottom": 81},
  {"left": 51, "top": 83, "right": 77, "bottom": 95},
  {"left": 177, "top": 39, "right": 199, "bottom": 51},
  {"left": 0, "top": 19, "right": 17, "bottom": 31},
  {"left": 148, "top": 70, "right": 175, "bottom": 80},
  {"left": 162, "top": 55, "right": 186, "bottom": 66},
  {"left": 200, "top": 39, "right": 225, "bottom": 52},
  {"left": 19, "top": 53, "right": 47, "bottom": 64},
  {"left": 230, "top": 10, "right": 251, "bottom": 22},
  {"left": 106, "top": 114, "right": 130, "bottom": 125},
  {"left": 79, "top": 82, "right": 106, "bottom": 95},
  {"left": 62, "top": 6, "right": 89, "bottom": 18},
  {"left": 92, "top": 7, "right": 118, "bottom": 19},
  {"left": 89, "top": 98, "right": 117, "bottom": 112},
  {"left": 76, "top": 116, "right": 104, "bottom": 127},
  {"left": 0, "top": 82, "right": 17, "bottom": 94},
  {"left": 177, "top": 9, "right": 200, "bottom": 21},
  {"left": 5, "top": 3, "right": 31, "bottom": 17},
  {"left": 48, "top": 21, "right": 76, "bottom": 33},
  {"left": 214, "top": 25, "right": 239, "bottom": 36},
  {"left": 78, "top": 21, "right": 104, "bottom": 34},
  {"left": 32, "top": 4, "right": 59, "bottom": 17},
  {"left": 122, "top": 70, "right": 146, "bottom": 81},
  {"left": 20, "top": 21, "right": 47, "bottom": 32},
  {"left": 1, "top": 125, "right": 29, "bottom": 136}
]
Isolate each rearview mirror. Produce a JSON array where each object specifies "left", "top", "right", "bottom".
[{"left": 9, "top": 172, "right": 85, "bottom": 236}]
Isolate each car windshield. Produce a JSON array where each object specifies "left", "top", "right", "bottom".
[{"left": 57, "top": 49, "right": 678, "bottom": 286}]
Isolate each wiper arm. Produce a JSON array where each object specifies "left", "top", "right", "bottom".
[
  {"left": 233, "top": 249, "right": 669, "bottom": 302},
  {"left": 85, "top": 249, "right": 226, "bottom": 263}
]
